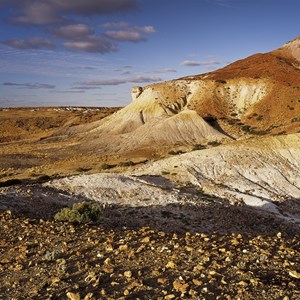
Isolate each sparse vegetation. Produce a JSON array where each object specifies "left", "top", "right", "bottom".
[
  {"left": 241, "top": 125, "right": 252, "bottom": 132},
  {"left": 192, "top": 144, "right": 206, "bottom": 151},
  {"left": 168, "top": 150, "right": 184, "bottom": 155},
  {"left": 291, "top": 117, "right": 300, "bottom": 122},
  {"left": 76, "top": 167, "right": 91, "bottom": 173},
  {"left": 161, "top": 171, "right": 170, "bottom": 175},
  {"left": 100, "top": 163, "right": 116, "bottom": 170},
  {"left": 215, "top": 79, "right": 227, "bottom": 84},
  {"left": 54, "top": 201, "right": 103, "bottom": 224},
  {"left": 118, "top": 161, "right": 135, "bottom": 167},
  {"left": 208, "top": 141, "right": 221, "bottom": 147},
  {"left": 228, "top": 119, "right": 239, "bottom": 125}
]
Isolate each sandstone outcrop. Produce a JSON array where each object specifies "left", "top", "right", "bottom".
[{"left": 57, "top": 37, "right": 300, "bottom": 157}]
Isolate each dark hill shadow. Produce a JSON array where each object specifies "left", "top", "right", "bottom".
[{"left": 1, "top": 184, "right": 298, "bottom": 236}]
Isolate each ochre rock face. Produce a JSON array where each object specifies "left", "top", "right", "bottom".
[
  {"left": 129, "top": 37, "right": 300, "bottom": 133},
  {"left": 65, "top": 37, "right": 300, "bottom": 156}
]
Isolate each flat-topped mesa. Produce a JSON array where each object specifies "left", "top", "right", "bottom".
[
  {"left": 273, "top": 36, "right": 300, "bottom": 64},
  {"left": 69, "top": 36, "right": 300, "bottom": 155},
  {"left": 284, "top": 37, "right": 300, "bottom": 63},
  {"left": 131, "top": 86, "right": 144, "bottom": 101},
  {"left": 283, "top": 36, "right": 300, "bottom": 48}
]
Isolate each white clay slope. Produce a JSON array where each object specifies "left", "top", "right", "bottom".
[{"left": 133, "top": 134, "right": 300, "bottom": 221}]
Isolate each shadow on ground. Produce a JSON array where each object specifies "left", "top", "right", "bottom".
[{"left": 1, "top": 183, "right": 299, "bottom": 236}]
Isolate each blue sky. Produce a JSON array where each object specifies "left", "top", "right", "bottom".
[{"left": 0, "top": 0, "right": 299, "bottom": 107}]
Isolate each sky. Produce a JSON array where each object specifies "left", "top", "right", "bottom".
[{"left": 0, "top": 0, "right": 299, "bottom": 108}]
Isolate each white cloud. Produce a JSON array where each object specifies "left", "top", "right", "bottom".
[
  {"left": 53, "top": 24, "right": 94, "bottom": 39},
  {"left": 79, "top": 75, "right": 162, "bottom": 86},
  {"left": 180, "top": 60, "right": 221, "bottom": 67},
  {"left": 104, "top": 23, "right": 155, "bottom": 42},
  {"left": 8, "top": 0, "right": 139, "bottom": 25},
  {"left": 103, "top": 22, "right": 130, "bottom": 29},
  {"left": 64, "top": 37, "right": 118, "bottom": 53},
  {"left": 105, "top": 30, "right": 146, "bottom": 42},
  {"left": 3, "top": 82, "right": 55, "bottom": 89},
  {"left": 2, "top": 37, "right": 55, "bottom": 49}
]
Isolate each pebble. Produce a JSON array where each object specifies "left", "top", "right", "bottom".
[
  {"left": 124, "top": 270, "right": 132, "bottom": 278},
  {"left": 66, "top": 292, "right": 80, "bottom": 300}
]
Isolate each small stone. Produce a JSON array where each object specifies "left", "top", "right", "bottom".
[
  {"left": 193, "top": 264, "right": 204, "bottom": 272},
  {"left": 192, "top": 279, "right": 202, "bottom": 286},
  {"left": 173, "top": 279, "right": 189, "bottom": 293},
  {"left": 164, "top": 295, "right": 175, "bottom": 299},
  {"left": 158, "top": 278, "right": 168, "bottom": 285},
  {"left": 119, "top": 245, "right": 128, "bottom": 251},
  {"left": 124, "top": 289, "right": 130, "bottom": 296},
  {"left": 166, "top": 261, "right": 176, "bottom": 269},
  {"left": 141, "top": 236, "right": 150, "bottom": 243},
  {"left": 189, "top": 289, "right": 198, "bottom": 296},
  {"left": 124, "top": 271, "right": 132, "bottom": 278},
  {"left": 105, "top": 244, "right": 114, "bottom": 252},
  {"left": 152, "top": 270, "right": 160, "bottom": 276},
  {"left": 185, "top": 246, "right": 193, "bottom": 252},
  {"left": 128, "top": 249, "right": 135, "bottom": 259},
  {"left": 83, "top": 293, "right": 94, "bottom": 300},
  {"left": 51, "top": 277, "right": 61, "bottom": 286},
  {"left": 250, "top": 278, "right": 259, "bottom": 285},
  {"left": 103, "top": 266, "right": 114, "bottom": 273},
  {"left": 238, "top": 281, "right": 248, "bottom": 287},
  {"left": 127, "top": 280, "right": 140, "bottom": 290},
  {"left": 66, "top": 292, "right": 80, "bottom": 300},
  {"left": 288, "top": 270, "right": 300, "bottom": 279}
]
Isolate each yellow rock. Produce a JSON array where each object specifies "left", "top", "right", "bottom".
[{"left": 66, "top": 292, "right": 80, "bottom": 300}]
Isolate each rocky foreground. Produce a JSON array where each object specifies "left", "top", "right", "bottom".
[{"left": 1, "top": 204, "right": 300, "bottom": 299}]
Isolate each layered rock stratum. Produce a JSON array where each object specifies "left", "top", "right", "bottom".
[{"left": 56, "top": 37, "right": 300, "bottom": 157}]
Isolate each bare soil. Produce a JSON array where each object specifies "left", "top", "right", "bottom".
[{"left": 0, "top": 107, "right": 122, "bottom": 182}]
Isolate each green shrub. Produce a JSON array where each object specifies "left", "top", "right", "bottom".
[{"left": 54, "top": 201, "right": 103, "bottom": 224}]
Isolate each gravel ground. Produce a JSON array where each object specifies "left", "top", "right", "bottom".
[{"left": 1, "top": 199, "right": 300, "bottom": 299}]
